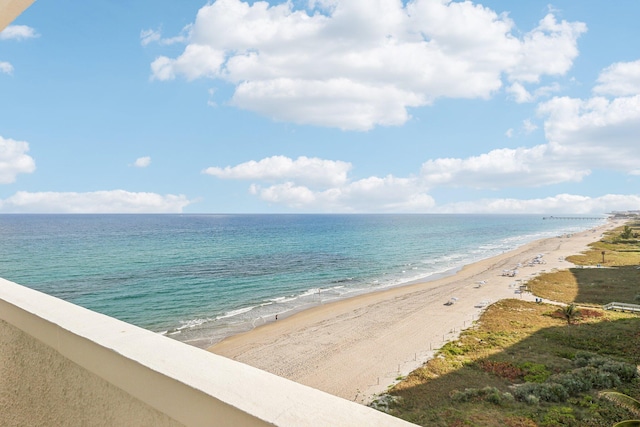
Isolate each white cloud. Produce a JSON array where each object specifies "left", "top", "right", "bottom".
[
  {"left": 0, "top": 61, "right": 13, "bottom": 75},
  {"left": 0, "top": 136, "right": 36, "bottom": 183},
  {"left": 200, "top": 59, "right": 640, "bottom": 213},
  {"left": 507, "top": 82, "right": 533, "bottom": 103},
  {"left": 134, "top": 156, "right": 151, "bottom": 168},
  {"left": 593, "top": 59, "right": 640, "bottom": 96},
  {"left": 419, "top": 59, "right": 640, "bottom": 191},
  {"left": 507, "top": 82, "right": 561, "bottom": 103},
  {"left": 151, "top": 44, "right": 225, "bottom": 81},
  {"left": 538, "top": 93, "right": 640, "bottom": 173},
  {"left": 505, "top": 128, "right": 514, "bottom": 138},
  {"left": 231, "top": 78, "right": 422, "bottom": 130},
  {"left": 207, "top": 87, "right": 218, "bottom": 107},
  {"left": 140, "top": 27, "right": 189, "bottom": 47},
  {"left": 0, "top": 190, "right": 193, "bottom": 213},
  {"left": 206, "top": 155, "right": 433, "bottom": 212},
  {"left": 151, "top": 0, "right": 585, "bottom": 130},
  {"left": 523, "top": 119, "right": 538, "bottom": 133},
  {"left": 506, "top": 14, "right": 585, "bottom": 83},
  {"left": 427, "top": 58, "right": 640, "bottom": 194},
  {"left": 140, "top": 29, "right": 162, "bottom": 46},
  {"left": 0, "top": 25, "right": 38, "bottom": 41},
  {"left": 534, "top": 82, "right": 562, "bottom": 99},
  {"left": 1, "top": 25, "right": 39, "bottom": 76},
  {"left": 250, "top": 176, "right": 435, "bottom": 213},
  {"left": 203, "top": 155, "right": 351, "bottom": 187},
  {"left": 434, "top": 194, "right": 640, "bottom": 215},
  {"left": 420, "top": 145, "right": 588, "bottom": 189},
  {"left": 204, "top": 153, "right": 638, "bottom": 214}
]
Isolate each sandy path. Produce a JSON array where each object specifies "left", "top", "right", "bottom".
[{"left": 209, "top": 220, "right": 620, "bottom": 404}]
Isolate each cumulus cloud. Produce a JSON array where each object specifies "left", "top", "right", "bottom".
[
  {"left": 537, "top": 94, "right": 640, "bottom": 173},
  {"left": 150, "top": 0, "right": 585, "bottom": 130},
  {"left": 434, "top": 194, "right": 640, "bottom": 215},
  {"left": 0, "top": 136, "right": 36, "bottom": 183},
  {"left": 506, "top": 82, "right": 533, "bottom": 103},
  {"left": 201, "top": 56, "right": 640, "bottom": 213},
  {"left": 0, "top": 61, "right": 13, "bottom": 75},
  {"left": 593, "top": 59, "right": 640, "bottom": 96},
  {"left": 421, "top": 61, "right": 640, "bottom": 213},
  {"left": 203, "top": 155, "right": 351, "bottom": 188},
  {"left": 249, "top": 176, "right": 435, "bottom": 212},
  {"left": 420, "top": 145, "right": 589, "bottom": 189},
  {"left": 0, "top": 190, "right": 193, "bottom": 213},
  {"left": 0, "top": 25, "right": 38, "bottom": 41},
  {"left": 203, "top": 152, "right": 639, "bottom": 213},
  {"left": 133, "top": 156, "right": 151, "bottom": 168},
  {"left": 507, "top": 82, "right": 561, "bottom": 103},
  {"left": 421, "top": 58, "right": 640, "bottom": 193},
  {"left": 506, "top": 14, "right": 585, "bottom": 83},
  {"left": 205, "top": 155, "right": 433, "bottom": 212},
  {"left": 151, "top": 44, "right": 225, "bottom": 81}
]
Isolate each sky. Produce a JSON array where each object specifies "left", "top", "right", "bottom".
[{"left": 1, "top": 0, "right": 640, "bottom": 214}]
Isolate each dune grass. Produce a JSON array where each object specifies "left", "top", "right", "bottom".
[{"left": 377, "top": 221, "right": 640, "bottom": 427}]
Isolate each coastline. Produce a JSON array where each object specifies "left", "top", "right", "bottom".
[{"left": 208, "top": 219, "right": 621, "bottom": 404}]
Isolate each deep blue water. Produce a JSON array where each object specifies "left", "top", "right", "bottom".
[{"left": 0, "top": 214, "right": 605, "bottom": 347}]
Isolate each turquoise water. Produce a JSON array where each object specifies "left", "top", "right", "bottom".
[{"left": 0, "top": 214, "right": 605, "bottom": 347}]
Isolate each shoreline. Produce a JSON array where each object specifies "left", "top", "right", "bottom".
[{"left": 208, "top": 219, "right": 622, "bottom": 404}]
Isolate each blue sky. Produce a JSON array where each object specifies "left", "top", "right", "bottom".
[{"left": 1, "top": 0, "right": 639, "bottom": 214}]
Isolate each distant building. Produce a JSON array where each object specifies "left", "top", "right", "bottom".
[{"left": 610, "top": 211, "right": 640, "bottom": 218}]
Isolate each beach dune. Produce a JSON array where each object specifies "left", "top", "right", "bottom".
[{"left": 209, "top": 221, "right": 619, "bottom": 404}]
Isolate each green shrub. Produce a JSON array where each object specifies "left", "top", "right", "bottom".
[
  {"left": 520, "top": 362, "right": 551, "bottom": 383},
  {"left": 572, "top": 351, "right": 600, "bottom": 367},
  {"left": 451, "top": 387, "right": 483, "bottom": 402},
  {"left": 541, "top": 406, "right": 577, "bottom": 427},
  {"left": 513, "top": 382, "right": 569, "bottom": 402},
  {"left": 551, "top": 367, "right": 616, "bottom": 395},
  {"left": 572, "top": 351, "right": 637, "bottom": 382},
  {"left": 513, "top": 357, "right": 636, "bottom": 405},
  {"left": 440, "top": 341, "right": 465, "bottom": 357},
  {"left": 451, "top": 386, "right": 515, "bottom": 406},
  {"left": 600, "top": 360, "right": 639, "bottom": 382},
  {"left": 551, "top": 370, "right": 592, "bottom": 395},
  {"left": 555, "top": 350, "right": 575, "bottom": 360}
]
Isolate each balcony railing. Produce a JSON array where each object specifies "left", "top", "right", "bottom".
[{"left": 0, "top": 277, "right": 415, "bottom": 426}]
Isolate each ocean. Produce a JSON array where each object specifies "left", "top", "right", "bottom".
[{"left": 0, "top": 214, "right": 605, "bottom": 348}]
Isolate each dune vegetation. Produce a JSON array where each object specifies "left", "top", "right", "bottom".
[{"left": 375, "top": 221, "right": 640, "bottom": 427}]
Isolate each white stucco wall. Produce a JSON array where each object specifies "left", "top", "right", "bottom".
[{"left": 0, "top": 278, "right": 416, "bottom": 426}]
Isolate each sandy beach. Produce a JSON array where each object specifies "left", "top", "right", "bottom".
[{"left": 209, "top": 219, "right": 622, "bottom": 404}]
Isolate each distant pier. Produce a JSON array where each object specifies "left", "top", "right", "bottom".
[{"left": 543, "top": 216, "right": 603, "bottom": 220}]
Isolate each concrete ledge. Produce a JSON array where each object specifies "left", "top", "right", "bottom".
[
  {"left": 0, "top": 0, "right": 36, "bottom": 31},
  {"left": 0, "top": 277, "right": 415, "bottom": 426}
]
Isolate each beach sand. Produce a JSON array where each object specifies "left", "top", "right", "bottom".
[{"left": 209, "top": 219, "right": 622, "bottom": 404}]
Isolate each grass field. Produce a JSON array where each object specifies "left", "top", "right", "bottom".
[{"left": 376, "top": 221, "right": 640, "bottom": 427}]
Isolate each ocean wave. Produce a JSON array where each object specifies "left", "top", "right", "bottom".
[
  {"left": 215, "top": 306, "right": 256, "bottom": 320},
  {"left": 3, "top": 213, "right": 606, "bottom": 348}
]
